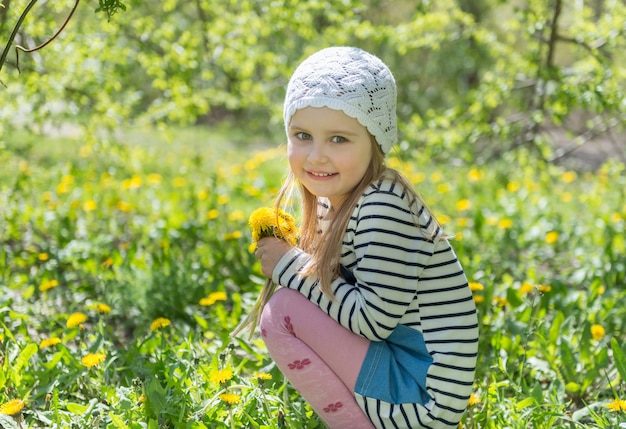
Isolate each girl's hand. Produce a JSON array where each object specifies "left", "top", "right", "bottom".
[{"left": 255, "top": 237, "right": 294, "bottom": 278}]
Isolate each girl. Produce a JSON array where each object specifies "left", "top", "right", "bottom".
[{"left": 254, "top": 47, "right": 479, "bottom": 429}]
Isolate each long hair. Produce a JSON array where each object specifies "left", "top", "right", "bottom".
[{"left": 275, "top": 137, "right": 444, "bottom": 298}]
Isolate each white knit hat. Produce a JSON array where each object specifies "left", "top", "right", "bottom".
[{"left": 283, "top": 47, "right": 397, "bottom": 154}]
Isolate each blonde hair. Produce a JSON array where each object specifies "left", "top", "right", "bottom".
[{"left": 275, "top": 137, "right": 443, "bottom": 298}]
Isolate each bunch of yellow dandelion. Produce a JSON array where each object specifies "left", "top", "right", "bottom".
[
  {"left": 248, "top": 207, "right": 298, "bottom": 247},
  {"left": 231, "top": 207, "right": 297, "bottom": 339}
]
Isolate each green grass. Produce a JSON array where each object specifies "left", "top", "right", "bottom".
[{"left": 1, "top": 127, "right": 625, "bottom": 428}]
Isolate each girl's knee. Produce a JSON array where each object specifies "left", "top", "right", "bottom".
[{"left": 259, "top": 288, "right": 303, "bottom": 336}]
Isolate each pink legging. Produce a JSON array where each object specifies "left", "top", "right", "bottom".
[{"left": 260, "top": 287, "right": 376, "bottom": 428}]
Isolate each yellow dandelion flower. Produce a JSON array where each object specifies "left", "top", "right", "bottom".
[
  {"left": 0, "top": 398, "right": 25, "bottom": 415},
  {"left": 430, "top": 172, "right": 443, "bottom": 183},
  {"left": 122, "top": 175, "right": 142, "bottom": 190},
  {"left": 493, "top": 296, "right": 508, "bottom": 307},
  {"left": 537, "top": 284, "right": 552, "bottom": 293},
  {"left": 561, "top": 192, "right": 572, "bottom": 203},
  {"left": 506, "top": 181, "right": 520, "bottom": 192},
  {"left": 473, "top": 295, "right": 485, "bottom": 304},
  {"left": 207, "top": 209, "right": 219, "bottom": 220},
  {"left": 81, "top": 352, "right": 106, "bottom": 368},
  {"left": 561, "top": 171, "right": 577, "bottom": 183},
  {"left": 436, "top": 183, "right": 450, "bottom": 193},
  {"left": 520, "top": 282, "right": 534, "bottom": 294},
  {"left": 67, "top": 312, "right": 88, "bottom": 328},
  {"left": 172, "top": 177, "right": 186, "bottom": 188},
  {"left": 40, "top": 337, "right": 62, "bottom": 349},
  {"left": 597, "top": 285, "right": 606, "bottom": 295},
  {"left": 437, "top": 214, "right": 450, "bottom": 225},
  {"left": 38, "top": 253, "right": 49, "bottom": 261},
  {"left": 210, "top": 367, "right": 234, "bottom": 384},
  {"left": 40, "top": 279, "right": 59, "bottom": 291},
  {"left": 223, "top": 231, "right": 243, "bottom": 240},
  {"left": 219, "top": 393, "right": 241, "bottom": 405},
  {"left": 409, "top": 171, "right": 425, "bottom": 184},
  {"left": 198, "top": 190, "right": 209, "bottom": 200},
  {"left": 468, "top": 393, "right": 481, "bottom": 406},
  {"left": 606, "top": 398, "right": 626, "bottom": 412},
  {"left": 545, "top": 231, "right": 559, "bottom": 244},
  {"left": 117, "top": 201, "right": 132, "bottom": 212},
  {"left": 456, "top": 199, "right": 472, "bottom": 211},
  {"left": 57, "top": 175, "right": 73, "bottom": 194},
  {"left": 95, "top": 303, "right": 112, "bottom": 314},
  {"left": 467, "top": 169, "right": 483, "bottom": 182},
  {"left": 610, "top": 212, "right": 622, "bottom": 223},
  {"left": 228, "top": 210, "right": 245, "bottom": 222},
  {"left": 254, "top": 372, "right": 272, "bottom": 382},
  {"left": 249, "top": 207, "right": 298, "bottom": 246},
  {"left": 199, "top": 291, "right": 227, "bottom": 306},
  {"left": 468, "top": 282, "right": 484, "bottom": 292},
  {"left": 217, "top": 195, "right": 230, "bottom": 205},
  {"left": 150, "top": 317, "right": 171, "bottom": 331},
  {"left": 498, "top": 218, "right": 513, "bottom": 229},
  {"left": 147, "top": 173, "right": 162, "bottom": 185},
  {"left": 590, "top": 324, "right": 605, "bottom": 341},
  {"left": 83, "top": 200, "right": 97, "bottom": 211}
]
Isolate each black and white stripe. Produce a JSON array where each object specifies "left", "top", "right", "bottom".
[{"left": 273, "top": 178, "right": 479, "bottom": 428}]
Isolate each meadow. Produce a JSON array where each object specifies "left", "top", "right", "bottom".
[{"left": 0, "top": 127, "right": 625, "bottom": 428}]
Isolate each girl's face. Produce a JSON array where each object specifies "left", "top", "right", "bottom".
[{"left": 287, "top": 106, "right": 373, "bottom": 209}]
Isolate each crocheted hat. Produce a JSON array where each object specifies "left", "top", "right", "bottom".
[{"left": 283, "top": 47, "right": 397, "bottom": 154}]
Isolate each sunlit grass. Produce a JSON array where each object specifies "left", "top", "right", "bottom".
[{"left": 1, "top": 127, "right": 625, "bottom": 428}]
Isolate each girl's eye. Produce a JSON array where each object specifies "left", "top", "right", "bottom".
[
  {"left": 295, "top": 132, "right": 312, "bottom": 140},
  {"left": 331, "top": 136, "right": 347, "bottom": 143}
]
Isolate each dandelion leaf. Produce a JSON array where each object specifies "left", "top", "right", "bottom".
[
  {"left": 612, "top": 337, "right": 626, "bottom": 382},
  {"left": 0, "top": 415, "right": 19, "bottom": 429},
  {"left": 146, "top": 378, "right": 169, "bottom": 412},
  {"left": 67, "top": 402, "right": 89, "bottom": 414}
]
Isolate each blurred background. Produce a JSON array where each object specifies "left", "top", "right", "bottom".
[{"left": 2, "top": 0, "right": 624, "bottom": 168}]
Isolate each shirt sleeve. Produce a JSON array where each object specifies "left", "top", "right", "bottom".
[{"left": 271, "top": 188, "right": 437, "bottom": 341}]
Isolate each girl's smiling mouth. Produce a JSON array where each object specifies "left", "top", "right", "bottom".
[{"left": 307, "top": 170, "right": 338, "bottom": 179}]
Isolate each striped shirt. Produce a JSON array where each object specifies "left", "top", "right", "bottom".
[{"left": 272, "top": 176, "right": 479, "bottom": 429}]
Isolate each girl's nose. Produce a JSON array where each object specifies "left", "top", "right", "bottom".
[{"left": 307, "top": 140, "right": 327, "bottom": 163}]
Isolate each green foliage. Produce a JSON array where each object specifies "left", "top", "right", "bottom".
[
  {"left": 1, "top": 0, "right": 624, "bottom": 164},
  {"left": 0, "top": 128, "right": 625, "bottom": 427}
]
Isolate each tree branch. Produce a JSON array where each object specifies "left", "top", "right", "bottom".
[
  {"left": 14, "top": 0, "right": 80, "bottom": 73},
  {"left": 0, "top": 0, "right": 38, "bottom": 82}
]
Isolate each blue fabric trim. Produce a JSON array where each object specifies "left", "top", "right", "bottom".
[{"left": 355, "top": 324, "right": 433, "bottom": 404}]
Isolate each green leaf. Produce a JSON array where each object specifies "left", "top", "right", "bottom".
[
  {"left": 611, "top": 337, "right": 626, "bottom": 382},
  {"left": 146, "top": 378, "right": 168, "bottom": 412},
  {"left": 109, "top": 413, "right": 130, "bottom": 429},
  {"left": 506, "top": 287, "right": 523, "bottom": 308},
  {"left": 0, "top": 415, "right": 19, "bottom": 429},
  {"left": 193, "top": 314, "right": 209, "bottom": 330},
  {"left": 515, "top": 396, "right": 536, "bottom": 411},
  {"left": 548, "top": 311, "right": 564, "bottom": 344},
  {"left": 67, "top": 402, "right": 88, "bottom": 414}
]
